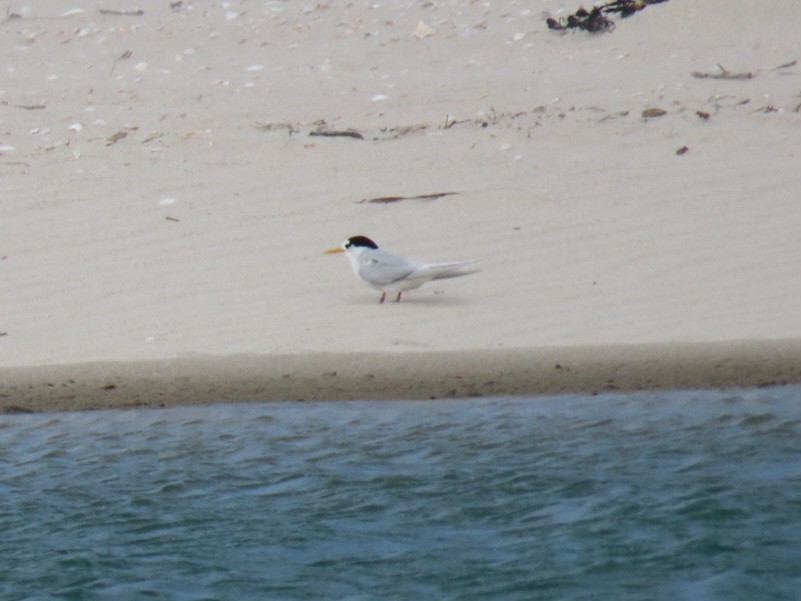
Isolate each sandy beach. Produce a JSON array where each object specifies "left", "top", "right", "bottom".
[{"left": 2, "top": 0, "right": 801, "bottom": 411}]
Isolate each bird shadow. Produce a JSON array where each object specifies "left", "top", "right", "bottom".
[{"left": 351, "top": 293, "right": 471, "bottom": 307}]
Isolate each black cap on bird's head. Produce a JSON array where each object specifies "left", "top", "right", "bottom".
[
  {"left": 324, "top": 235, "right": 378, "bottom": 254},
  {"left": 344, "top": 236, "right": 378, "bottom": 250}
]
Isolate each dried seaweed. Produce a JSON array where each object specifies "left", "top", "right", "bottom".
[
  {"left": 547, "top": 7, "right": 614, "bottom": 33},
  {"left": 547, "top": 0, "right": 668, "bottom": 33},
  {"left": 603, "top": 0, "right": 668, "bottom": 17}
]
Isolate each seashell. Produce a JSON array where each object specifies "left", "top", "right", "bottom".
[{"left": 412, "top": 20, "right": 436, "bottom": 40}]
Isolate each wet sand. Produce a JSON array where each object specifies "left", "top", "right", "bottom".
[{"left": 3, "top": 340, "right": 801, "bottom": 413}]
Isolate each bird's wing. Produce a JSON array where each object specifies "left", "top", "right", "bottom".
[
  {"left": 412, "top": 260, "right": 479, "bottom": 281},
  {"left": 357, "top": 249, "right": 419, "bottom": 285}
]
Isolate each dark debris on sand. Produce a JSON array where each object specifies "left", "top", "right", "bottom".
[{"left": 547, "top": 0, "right": 669, "bottom": 33}]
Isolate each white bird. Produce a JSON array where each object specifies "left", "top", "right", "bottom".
[{"left": 325, "top": 235, "right": 478, "bottom": 303}]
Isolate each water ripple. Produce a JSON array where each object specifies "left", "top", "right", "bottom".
[{"left": 2, "top": 387, "right": 801, "bottom": 600}]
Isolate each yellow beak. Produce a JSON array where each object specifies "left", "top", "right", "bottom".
[{"left": 324, "top": 246, "right": 345, "bottom": 255}]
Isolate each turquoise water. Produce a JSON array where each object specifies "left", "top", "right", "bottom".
[{"left": 2, "top": 387, "right": 801, "bottom": 601}]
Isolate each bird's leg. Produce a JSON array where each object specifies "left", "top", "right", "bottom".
[
  {"left": 379, "top": 291, "right": 387, "bottom": 304},
  {"left": 395, "top": 292, "right": 402, "bottom": 302}
]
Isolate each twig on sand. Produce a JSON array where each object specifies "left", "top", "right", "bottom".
[
  {"left": 309, "top": 129, "right": 364, "bottom": 140},
  {"left": 98, "top": 8, "right": 144, "bottom": 17},
  {"left": 359, "top": 192, "right": 460, "bottom": 204},
  {"left": 773, "top": 60, "right": 797, "bottom": 70},
  {"left": 692, "top": 64, "right": 755, "bottom": 80},
  {"left": 111, "top": 50, "right": 133, "bottom": 75}
]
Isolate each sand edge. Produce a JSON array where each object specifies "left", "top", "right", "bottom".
[{"left": 2, "top": 339, "right": 800, "bottom": 413}]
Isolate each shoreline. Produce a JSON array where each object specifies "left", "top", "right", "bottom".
[{"left": 3, "top": 339, "right": 800, "bottom": 413}]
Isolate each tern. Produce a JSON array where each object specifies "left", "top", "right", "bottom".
[{"left": 325, "top": 235, "right": 478, "bottom": 303}]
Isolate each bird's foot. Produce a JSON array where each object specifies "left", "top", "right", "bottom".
[
  {"left": 395, "top": 292, "right": 402, "bottom": 302},
  {"left": 379, "top": 292, "right": 387, "bottom": 304}
]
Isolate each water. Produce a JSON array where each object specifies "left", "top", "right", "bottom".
[{"left": 2, "top": 387, "right": 801, "bottom": 601}]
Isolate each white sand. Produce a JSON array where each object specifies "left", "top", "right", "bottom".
[{"left": 2, "top": 0, "right": 801, "bottom": 410}]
